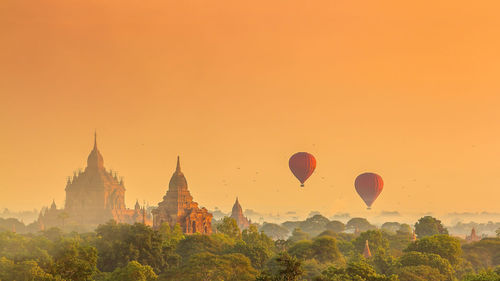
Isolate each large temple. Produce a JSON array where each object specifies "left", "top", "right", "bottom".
[
  {"left": 37, "top": 133, "right": 151, "bottom": 230},
  {"left": 152, "top": 157, "right": 213, "bottom": 234}
]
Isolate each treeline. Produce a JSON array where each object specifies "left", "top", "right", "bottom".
[{"left": 0, "top": 216, "right": 499, "bottom": 281}]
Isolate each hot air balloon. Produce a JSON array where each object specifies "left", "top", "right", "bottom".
[
  {"left": 355, "top": 172, "right": 383, "bottom": 209},
  {"left": 289, "top": 152, "right": 316, "bottom": 187}
]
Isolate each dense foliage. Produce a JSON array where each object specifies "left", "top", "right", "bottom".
[{"left": 0, "top": 216, "right": 498, "bottom": 280}]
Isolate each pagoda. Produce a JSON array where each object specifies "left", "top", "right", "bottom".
[
  {"left": 152, "top": 157, "right": 212, "bottom": 234},
  {"left": 363, "top": 240, "right": 372, "bottom": 258},
  {"left": 230, "top": 197, "right": 251, "bottom": 230}
]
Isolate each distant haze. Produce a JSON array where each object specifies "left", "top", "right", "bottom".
[{"left": 1, "top": 0, "right": 499, "bottom": 215}]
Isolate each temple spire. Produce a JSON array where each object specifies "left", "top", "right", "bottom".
[
  {"left": 94, "top": 130, "right": 97, "bottom": 149},
  {"left": 363, "top": 240, "right": 372, "bottom": 258},
  {"left": 176, "top": 156, "right": 181, "bottom": 172}
]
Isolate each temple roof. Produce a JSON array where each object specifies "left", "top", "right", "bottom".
[
  {"left": 232, "top": 197, "right": 243, "bottom": 216},
  {"left": 168, "top": 156, "right": 188, "bottom": 191}
]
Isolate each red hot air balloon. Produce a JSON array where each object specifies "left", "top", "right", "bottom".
[
  {"left": 289, "top": 152, "right": 316, "bottom": 187},
  {"left": 355, "top": 173, "right": 383, "bottom": 209}
]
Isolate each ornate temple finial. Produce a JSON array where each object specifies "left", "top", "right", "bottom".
[
  {"left": 176, "top": 156, "right": 181, "bottom": 172},
  {"left": 94, "top": 130, "right": 97, "bottom": 149}
]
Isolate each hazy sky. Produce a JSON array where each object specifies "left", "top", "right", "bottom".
[{"left": 1, "top": 0, "right": 499, "bottom": 216}]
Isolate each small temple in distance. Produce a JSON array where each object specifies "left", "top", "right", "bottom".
[
  {"left": 465, "top": 227, "right": 481, "bottom": 242},
  {"left": 152, "top": 157, "right": 213, "bottom": 234},
  {"left": 230, "top": 197, "right": 251, "bottom": 230}
]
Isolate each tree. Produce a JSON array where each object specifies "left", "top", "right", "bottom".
[
  {"left": 287, "top": 228, "right": 310, "bottom": 244},
  {"left": 352, "top": 230, "right": 389, "bottom": 254},
  {"left": 381, "top": 222, "right": 401, "bottom": 234},
  {"left": 108, "top": 261, "right": 158, "bottom": 281},
  {"left": 260, "top": 223, "right": 290, "bottom": 240},
  {"left": 461, "top": 270, "right": 500, "bottom": 281},
  {"left": 51, "top": 239, "right": 99, "bottom": 281},
  {"left": 299, "top": 215, "right": 330, "bottom": 236},
  {"left": 372, "top": 248, "right": 397, "bottom": 276},
  {"left": 398, "top": 224, "right": 412, "bottom": 234},
  {"left": 95, "top": 221, "right": 168, "bottom": 273},
  {"left": 346, "top": 218, "right": 376, "bottom": 232},
  {"left": 180, "top": 252, "right": 256, "bottom": 281},
  {"left": 288, "top": 240, "right": 314, "bottom": 260},
  {"left": 158, "top": 223, "right": 184, "bottom": 247},
  {"left": 217, "top": 217, "right": 242, "bottom": 239},
  {"left": 398, "top": 251, "right": 454, "bottom": 280},
  {"left": 0, "top": 257, "right": 58, "bottom": 281},
  {"left": 316, "top": 260, "right": 397, "bottom": 281},
  {"left": 404, "top": 234, "right": 461, "bottom": 266},
  {"left": 397, "top": 265, "right": 446, "bottom": 281},
  {"left": 232, "top": 225, "right": 275, "bottom": 269},
  {"left": 325, "top": 221, "right": 345, "bottom": 233},
  {"left": 311, "top": 236, "right": 344, "bottom": 265},
  {"left": 258, "top": 252, "right": 304, "bottom": 281},
  {"left": 414, "top": 216, "right": 448, "bottom": 238},
  {"left": 175, "top": 233, "right": 226, "bottom": 263},
  {"left": 461, "top": 238, "right": 500, "bottom": 270}
]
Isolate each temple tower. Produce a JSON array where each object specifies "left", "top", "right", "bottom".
[
  {"left": 363, "top": 240, "right": 372, "bottom": 258},
  {"left": 64, "top": 133, "right": 128, "bottom": 226},
  {"left": 152, "top": 157, "right": 212, "bottom": 234},
  {"left": 230, "top": 197, "right": 250, "bottom": 230}
]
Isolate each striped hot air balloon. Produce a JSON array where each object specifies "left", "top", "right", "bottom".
[
  {"left": 289, "top": 152, "right": 316, "bottom": 187},
  {"left": 355, "top": 172, "right": 383, "bottom": 209}
]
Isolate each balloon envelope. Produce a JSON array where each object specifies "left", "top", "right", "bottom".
[
  {"left": 355, "top": 173, "right": 383, "bottom": 209},
  {"left": 289, "top": 152, "right": 316, "bottom": 187}
]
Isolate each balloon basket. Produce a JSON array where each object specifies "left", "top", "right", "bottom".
[{"left": 300, "top": 184, "right": 304, "bottom": 187}]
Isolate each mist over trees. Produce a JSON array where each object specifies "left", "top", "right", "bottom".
[{"left": 0, "top": 215, "right": 499, "bottom": 280}]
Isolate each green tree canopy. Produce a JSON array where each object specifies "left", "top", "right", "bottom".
[
  {"left": 316, "top": 260, "right": 397, "bottom": 281},
  {"left": 260, "top": 223, "right": 290, "bottom": 240},
  {"left": 352, "top": 230, "right": 389, "bottom": 254},
  {"left": 399, "top": 251, "right": 454, "bottom": 280},
  {"left": 287, "top": 228, "right": 310, "bottom": 244},
  {"left": 51, "top": 239, "right": 98, "bottom": 281},
  {"left": 346, "top": 218, "right": 376, "bottom": 232},
  {"left": 381, "top": 222, "right": 401, "bottom": 234},
  {"left": 397, "top": 265, "right": 446, "bottom": 281},
  {"left": 95, "top": 221, "right": 169, "bottom": 273},
  {"left": 108, "top": 261, "right": 157, "bottom": 281},
  {"left": 176, "top": 233, "right": 224, "bottom": 262},
  {"left": 325, "top": 221, "right": 345, "bottom": 233},
  {"left": 404, "top": 234, "right": 461, "bottom": 265},
  {"left": 179, "top": 252, "right": 257, "bottom": 281},
  {"left": 217, "top": 217, "right": 242, "bottom": 240},
  {"left": 414, "top": 216, "right": 448, "bottom": 238}
]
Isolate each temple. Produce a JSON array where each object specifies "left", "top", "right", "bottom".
[
  {"left": 152, "top": 157, "right": 213, "bottom": 234},
  {"left": 466, "top": 227, "right": 481, "bottom": 242},
  {"left": 230, "top": 197, "right": 251, "bottom": 230},
  {"left": 37, "top": 133, "right": 152, "bottom": 230},
  {"left": 363, "top": 240, "right": 372, "bottom": 258}
]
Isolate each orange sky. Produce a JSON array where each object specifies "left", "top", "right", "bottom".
[{"left": 1, "top": 0, "right": 499, "bottom": 217}]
